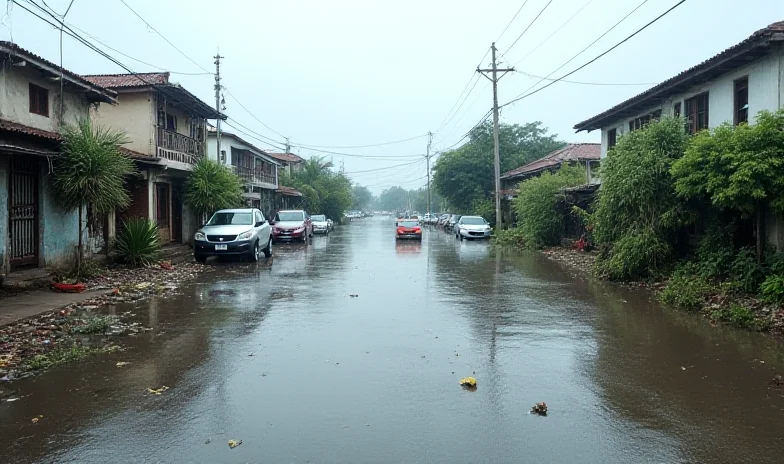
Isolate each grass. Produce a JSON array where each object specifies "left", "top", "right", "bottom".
[
  {"left": 69, "top": 315, "right": 117, "bottom": 335},
  {"left": 27, "top": 344, "right": 99, "bottom": 370}
]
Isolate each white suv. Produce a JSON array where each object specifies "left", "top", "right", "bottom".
[{"left": 193, "top": 208, "right": 272, "bottom": 263}]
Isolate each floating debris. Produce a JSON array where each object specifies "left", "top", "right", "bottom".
[
  {"left": 228, "top": 439, "right": 242, "bottom": 449},
  {"left": 116, "top": 362, "right": 131, "bottom": 367},
  {"left": 773, "top": 374, "right": 782, "bottom": 386},
  {"left": 146, "top": 386, "right": 169, "bottom": 395},
  {"left": 349, "top": 294, "right": 359, "bottom": 298},
  {"left": 531, "top": 402, "right": 548, "bottom": 416},
  {"left": 460, "top": 376, "right": 477, "bottom": 388}
]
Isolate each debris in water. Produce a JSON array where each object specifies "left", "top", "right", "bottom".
[
  {"left": 205, "top": 438, "right": 211, "bottom": 444},
  {"left": 341, "top": 425, "right": 349, "bottom": 428},
  {"left": 146, "top": 386, "right": 169, "bottom": 395},
  {"left": 5, "top": 398, "right": 19, "bottom": 402},
  {"left": 773, "top": 374, "right": 782, "bottom": 386},
  {"left": 228, "top": 439, "right": 242, "bottom": 449},
  {"left": 349, "top": 294, "right": 358, "bottom": 298},
  {"left": 531, "top": 402, "right": 548, "bottom": 416},
  {"left": 116, "top": 362, "right": 131, "bottom": 367},
  {"left": 460, "top": 376, "right": 477, "bottom": 388},
  {"left": 31, "top": 415, "right": 43, "bottom": 423}
]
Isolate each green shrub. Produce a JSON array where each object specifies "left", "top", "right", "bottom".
[
  {"left": 659, "top": 263, "right": 713, "bottom": 310},
  {"left": 760, "top": 275, "right": 784, "bottom": 304},
  {"left": 184, "top": 158, "right": 243, "bottom": 217},
  {"left": 695, "top": 223, "right": 735, "bottom": 279},
  {"left": 115, "top": 218, "right": 161, "bottom": 267},
  {"left": 599, "top": 228, "right": 671, "bottom": 281},
  {"left": 729, "top": 247, "right": 765, "bottom": 294},
  {"left": 763, "top": 249, "right": 784, "bottom": 275},
  {"left": 492, "top": 228, "right": 527, "bottom": 249},
  {"left": 710, "top": 304, "right": 757, "bottom": 329}
]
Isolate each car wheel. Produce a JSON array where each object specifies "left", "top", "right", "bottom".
[
  {"left": 263, "top": 238, "right": 273, "bottom": 258},
  {"left": 460, "top": 233, "right": 464, "bottom": 241},
  {"left": 249, "top": 240, "right": 260, "bottom": 262},
  {"left": 195, "top": 254, "right": 207, "bottom": 264}
]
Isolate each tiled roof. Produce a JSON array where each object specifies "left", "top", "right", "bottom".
[
  {"left": 0, "top": 41, "right": 116, "bottom": 103},
  {"left": 574, "top": 20, "right": 784, "bottom": 132},
  {"left": 82, "top": 72, "right": 170, "bottom": 88},
  {"left": 276, "top": 186, "right": 302, "bottom": 196},
  {"left": 501, "top": 143, "right": 600, "bottom": 180},
  {"left": 268, "top": 152, "right": 305, "bottom": 163},
  {"left": 0, "top": 119, "right": 60, "bottom": 140}
]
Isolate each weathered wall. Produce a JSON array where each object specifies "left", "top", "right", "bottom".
[
  {"left": 39, "top": 170, "right": 82, "bottom": 269},
  {"left": 0, "top": 155, "right": 8, "bottom": 273},
  {"left": 91, "top": 91, "right": 155, "bottom": 155},
  {"left": 600, "top": 45, "right": 784, "bottom": 158}
]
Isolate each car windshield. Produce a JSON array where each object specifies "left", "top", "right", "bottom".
[
  {"left": 276, "top": 211, "right": 305, "bottom": 222},
  {"left": 461, "top": 217, "right": 486, "bottom": 225},
  {"left": 207, "top": 212, "right": 253, "bottom": 226},
  {"left": 312, "top": 215, "right": 326, "bottom": 222},
  {"left": 398, "top": 221, "right": 419, "bottom": 228}
]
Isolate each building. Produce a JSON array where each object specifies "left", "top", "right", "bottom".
[
  {"left": 499, "top": 143, "right": 601, "bottom": 226},
  {"left": 574, "top": 20, "right": 784, "bottom": 158},
  {"left": 267, "top": 151, "right": 305, "bottom": 178},
  {"left": 206, "top": 127, "right": 281, "bottom": 215},
  {"left": 83, "top": 72, "right": 224, "bottom": 244},
  {"left": 0, "top": 41, "right": 118, "bottom": 275}
]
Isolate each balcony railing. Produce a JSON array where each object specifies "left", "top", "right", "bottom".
[
  {"left": 234, "top": 165, "right": 277, "bottom": 186},
  {"left": 156, "top": 127, "right": 204, "bottom": 164}
]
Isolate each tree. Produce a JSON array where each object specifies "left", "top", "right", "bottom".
[
  {"left": 285, "top": 155, "right": 353, "bottom": 221},
  {"left": 432, "top": 121, "right": 563, "bottom": 213},
  {"left": 184, "top": 158, "right": 244, "bottom": 219},
  {"left": 672, "top": 109, "right": 784, "bottom": 259},
  {"left": 352, "top": 185, "right": 374, "bottom": 210},
  {"left": 51, "top": 120, "right": 136, "bottom": 267}
]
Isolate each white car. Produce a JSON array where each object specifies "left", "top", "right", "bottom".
[
  {"left": 455, "top": 216, "right": 492, "bottom": 240},
  {"left": 194, "top": 208, "right": 272, "bottom": 263},
  {"left": 311, "top": 214, "right": 330, "bottom": 235}
]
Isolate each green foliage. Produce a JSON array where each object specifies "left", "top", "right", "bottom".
[
  {"left": 594, "top": 117, "right": 689, "bottom": 280},
  {"left": 471, "top": 197, "right": 496, "bottom": 226},
  {"left": 70, "top": 315, "right": 117, "bottom": 335},
  {"left": 115, "top": 218, "right": 161, "bottom": 267},
  {"left": 351, "top": 185, "right": 374, "bottom": 210},
  {"left": 760, "top": 275, "right": 784, "bottom": 304},
  {"left": 694, "top": 222, "right": 735, "bottom": 279},
  {"left": 184, "top": 158, "right": 243, "bottom": 216},
  {"left": 659, "top": 262, "right": 713, "bottom": 311},
  {"left": 710, "top": 304, "right": 758, "bottom": 329},
  {"left": 729, "top": 247, "right": 765, "bottom": 294},
  {"left": 286, "top": 156, "right": 353, "bottom": 220},
  {"left": 433, "top": 121, "right": 564, "bottom": 212},
  {"left": 672, "top": 109, "right": 784, "bottom": 216},
  {"left": 28, "top": 344, "right": 97, "bottom": 370},
  {"left": 51, "top": 120, "right": 137, "bottom": 215},
  {"left": 492, "top": 228, "right": 527, "bottom": 248},
  {"left": 51, "top": 259, "right": 104, "bottom": 282},
  {"left": 512, "top": 164, "right": 586, "bottom": 248}
]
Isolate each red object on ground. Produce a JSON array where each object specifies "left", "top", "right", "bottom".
[
  {"left": 574, "top": 235, "right": 587, "bottom": 252},
  {"left": 160, "top": 261, "right": 173, "bottom": 270},
  {"left": 50, "top": 282, "right": 86, "bottom": 293}
]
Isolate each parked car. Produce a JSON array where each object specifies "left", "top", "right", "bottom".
[
  {"left": 311, "top": 214, "right": 330, "bottom": 235},
  {"left": 271, "top": 210, "right": 313, "bottom": 243},
  {"left": 455, "top": 215, "right": 492, "bottom": 240},
  {"left": 193, "top": 208, "right": 272, "bottom": 263},
  {"left": 437, "top": 214, "right": 450, "bottom": 227},
  {"left": 445, "top": 214, "right": 461, "bottom": 231},
  {"left": 395, "top": 219, "right": 422, "bottom": 240}
]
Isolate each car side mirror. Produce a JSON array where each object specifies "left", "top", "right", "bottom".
[{"left": 255, "top": 221, "right": 264, "bottom": 227}]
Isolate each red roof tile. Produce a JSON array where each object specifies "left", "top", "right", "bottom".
[
  {"left": 574, "top": 20, "right": 784, "bottom": 132},
  {"left": 82, "top": 72, "right": 170, "bottom": 89},
  {"left": 0, "top": 119, "right": 60, "bottom": 140},
  {"left": 268, "top": 152, "right": 305, "bottom": 163},
  {"left": 501, "top": 143, "right": 600, "bottom": 180},
  {"left": 276, "top": 186, "right": 302, "bottom": 196}
]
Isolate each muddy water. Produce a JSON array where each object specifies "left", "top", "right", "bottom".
[{"left": 1, "top": 219, "right": 783, "bottom": 463}]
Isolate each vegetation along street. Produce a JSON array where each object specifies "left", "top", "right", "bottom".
[{"left": 2, "top": 1, "right": 784, "bottom": 462}]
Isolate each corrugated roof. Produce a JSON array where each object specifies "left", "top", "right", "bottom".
[
  {"left": 574, "top": 20, "right": 784, "bottom": 132},
  {"left": 501, "top": 143, "right": 600, "bottom": 180},
  {"left": 82, "top": 72, "right": 170, "bottom": 88},
  {"left": 0, "top": 41, "right": 116, "bottom": 104},
  {"left": 268, "top": 152, "right": 305, "bottom": 163},
  {"left": 276, "top": 186, "right": 302, "bottom": 196}
]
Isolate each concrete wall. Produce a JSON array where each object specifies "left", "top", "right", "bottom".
[
  {"left": 91, "top": 91, "right": 155, "bottom": 155},
  {"left": 0, "top": 155, "right": 8, "bottom": 272},
  {"left": 39, "top": 169, "right": 82, "bottom": 268},
  {"left": 0, "top": 62, "right": 91, "bottom": 131},
  {"left": 599, "top": 45, "right": 784, "bottom": 158}
]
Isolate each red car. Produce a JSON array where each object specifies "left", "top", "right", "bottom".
[
  {"left": 271, "top": 210, "right": 313, "bottom": 243},
  {"left": 396, "top": 219, "right": 422, "bottom": 240}
]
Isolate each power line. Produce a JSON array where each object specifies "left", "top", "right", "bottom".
[
  {"left": 222, "top": 121, "right": 286, "bottom": 151},
  {"left": 516, "top": 70, "right": 658, "bottom": 86},
  {"left": 117, "top": 0, "right": 210, "bottom": 73},
  {"left": 496, "top": 0, "right": 530, "bottom": 43},
  {"left": 502, "top": 0, "right": 555, "bottom": 56},
  {"left": 294, "top": 145, "right": 425, "bottom": 160},
  {"left": 342, "top": 158, "right": 425, "bottom": 175},
  {"left": 435, "top": 74, "right": 481, "bottom": 134},
  {"left": 225, "top": 117, "right": 285, "bottom": 145},
  {"left": 223, "top": 88, "right": 288, "bottom": 139},
  {"left": 511, "top": 0, "right": 596, "bottom": 66},
  {"left": 294, "top": 133, "right": 428, "bottom": 150},
  {"left": 500, "top": 0, "right": 686, "bottom": 109}
]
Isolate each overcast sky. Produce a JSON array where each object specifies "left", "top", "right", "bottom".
[{"left": 2, "top": 0, "right": 782, "bottom": 193}]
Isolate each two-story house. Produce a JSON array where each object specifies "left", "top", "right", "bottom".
[
  {"left": 206, "top": 127, "right": 281, "bottom": 216},
  {"left": 83, "top": 72, "right": 224, "bottom": 244},
  {"left": 573, "top": 20, "right": 784, "bottom": 245},
  {"left": 0, "top": 41, "right": 117, "bottom": 276},
  {"left": 268, "top": 151, "right": 304, "bottom": 178}
]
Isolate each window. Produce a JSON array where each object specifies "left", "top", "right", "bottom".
[
  {"left": 155, "top": 183, "right": 169, "bottom": 227},
  {"left": 29, "top": 83, "right": 49, "bottom": 117},
  {"left": 607, "top": 128, "right": 617, "bottom": 149},
  {"left": 628, "top": 110, "right": 662, "bottom": 132},
  {"left": 685, "top": 92, "right": 709, "bottom": 134},
  {"left": 673, "top": 102, "right": 681, "bottom": 118},
  {"left": 166, "top": 114, "right": 177, "bottom": 131},
  {"left": 255, "top": 211, "right": 263, "bottom": 224},
  {"left": 734, "top": 76, "right": 748, "bottom": 125}
]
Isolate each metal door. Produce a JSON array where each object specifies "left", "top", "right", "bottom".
[{"left": 9, "top": 156, "right": 39, "bottom": 270}]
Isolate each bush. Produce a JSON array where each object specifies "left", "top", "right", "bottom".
[
  {"left": 184, "top": 158, "right": 243, "bottom": 217},
  {"left": 659, "top": 263, "right": 713, "bottom": 310},
  {"left": 115, "top": 218, "right": 161, "bottom": 267},
  {"left": 710, "top": 304, "right": 757, "bottom": 329},
  {"left": 729, "top": 247, "right": 765, "bottom": 294},
  {"left": 493, "top": 228, "right": 527, "bottom": 248},
  {"left": 695, "top": 223, "right": 735, "bottom": 279},
  {"left": 512, "top": 164, "right": 586, "bottom": 248},
  {"left": 760, "top": 275, "right": 784, "bottom": 304},
  {"left": 599, "top": 228, "right": 671, "bottom": 281}
]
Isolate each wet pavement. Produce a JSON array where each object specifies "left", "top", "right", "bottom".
[{"left": 2, "top": 218, "right": 784, "bottom": 463}]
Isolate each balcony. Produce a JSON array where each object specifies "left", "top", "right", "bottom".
[
  {"left": 234, "top": 165, "right": 277, "bottom": 188},
  {"left": 156, "top": 127, "right": 204, "bottom": 166}
]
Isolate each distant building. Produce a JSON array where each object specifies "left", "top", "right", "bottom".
[{"left": 267, "top": 152, "right": 305, "bottom": 178}]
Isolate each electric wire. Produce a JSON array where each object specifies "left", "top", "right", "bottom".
[
  {"left": 496, "top": 0, "right": 530, "bottom": 43},
  {"left": 510, "top": 0, "right": 595, "bottom": 66},
  {"left": 516, "top": 70, "right": 657, "bottom": 86},
  {"left": 502, "top": 0, "right": 555, "bottom": 56}
]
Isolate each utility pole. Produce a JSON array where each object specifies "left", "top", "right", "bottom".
[
  {"left": 426, "top": 131, "right": 432, "bottom": 217},
  {"left": 477, "top": 43, "right": 514, "bottom": 231},
  {"left": 214, "top": 52, "right": 224, "bottom": 163},
  {"left": 284, "top": 137, "right": 291, "bottom": 153}
]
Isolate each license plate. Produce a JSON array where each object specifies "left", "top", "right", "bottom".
[{"left": 215, "top": 244, "right": 228, "bottom": 251}]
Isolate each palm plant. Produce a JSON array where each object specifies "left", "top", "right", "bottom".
[
  {"left": 115, "top": 218, "right": 161, "bottom": 267},
  {"left": 184, "top": 157, "right": 243, "bottom": 218},
  {"left": 51, "top": 120, "right": 136, "bottom": 268},
  {"left": 299, "top": 156, "right": 333, "bottom": 184}
]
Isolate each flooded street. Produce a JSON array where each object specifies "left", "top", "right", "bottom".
[{"left": 2, "top": 218, "right": 784, "bottom": 463}]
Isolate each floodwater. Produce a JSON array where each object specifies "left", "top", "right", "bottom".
[{"left": 1, "top": 218, "right": 784, "bottom": 463}]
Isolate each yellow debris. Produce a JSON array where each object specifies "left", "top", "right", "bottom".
[
  {"left": 146, "top": 386, "right": 169, "bottom": 395},
  {"left": 460, "top": 376, "right": 477, "bottom": 387},
  {"left": 228, "top": 439, "right": 242, "bottom": 449}
]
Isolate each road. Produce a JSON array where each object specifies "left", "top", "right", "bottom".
[{"left": 2, "top": 218, "right": 784, "bottom": 463}]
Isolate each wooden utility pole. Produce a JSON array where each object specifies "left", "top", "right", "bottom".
[
  {"left": 477, "top": 43, "right": 514, "bottom": 231},
  {"left": 426, "top": 131, "right": 432, "bottom": 217},
  {"left": 214, "top": 52, "right": 224, "bottom": 163}
]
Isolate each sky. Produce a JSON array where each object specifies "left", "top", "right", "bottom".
[{"left": 2, "top": 0, "right": 783, "bottom": 193}]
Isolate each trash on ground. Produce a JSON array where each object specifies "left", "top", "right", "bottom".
[
  {"left": 460, "top": 376, "right": 477, "bottom": 387},
  {"left": 159, "top": 261, "right": 174, "bottom": 270},
  {"left": 228, "top": 439, "right": 242, "bottom": 449},
  {"left": 31, "top": 415, "right": 43, "bottom": 423},
  {"left": 50, "top": 282, "right": 86, "bottom": 293},
  {"left": 146, "top": 386, "right": 169, "bottom": 395},
  {"left": 531, "top": 402, "right": 548, "bottom": 416},
  {"left": 116, "top": 362, "right": 131, "bottom": 367},
  {"left": 773, "top": 374, "right": 782, "bottom": 386},
  {"left": 5, "top": 398, "right": 19, "bottom": 402}
]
